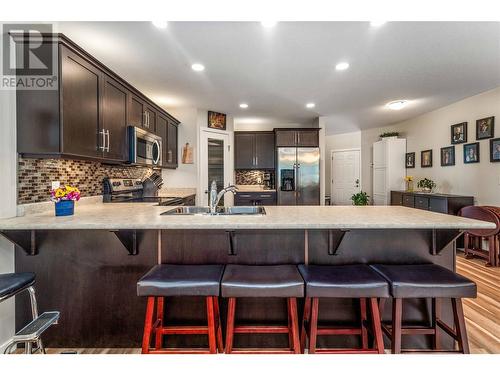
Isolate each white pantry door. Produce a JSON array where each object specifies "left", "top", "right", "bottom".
[
  {"left": 331, "top": 149, "right": 361, "bottom": 205},
  {"left": 199, "top": 129, "right": 232, "bottom": 206}
]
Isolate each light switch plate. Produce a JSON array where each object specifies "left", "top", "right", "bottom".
[{"left": 51, "top": 181, "right": 60, "bottom": 190}]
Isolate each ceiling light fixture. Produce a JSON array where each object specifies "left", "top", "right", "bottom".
[
  {"left": 306, "top": 103, "right": 316, "bottom": 109},
  {"left": 370, "top": 21, "right": 387, "bottom": 27},
  {"left": 386, "top": 100, "right": 409, "bottom": 110},
  {"left": 261, "top": 21, "right": 277, "bottom": 28},
  {"left": 239, "top": 103, "right": 249, "bottom": 109},
  {"left": 335, "top": 62, "right": 350, "bottom": 71},
  {"left": 191, "top": 63, "right": 205, "bottom": 72},
  {"left": 152, "top": 21, "right": 168, "bottom": 29}
]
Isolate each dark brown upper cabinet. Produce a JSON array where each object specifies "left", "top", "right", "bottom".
[
  {"left": 165, "top": 121, "right": 178, "bottom": 168},
  {"left": 59, "top": 45, "right": 102, "bottom": 159},
  {"left": 102, "top": 74, "right": 128, "bottom": 162},
  {"left": 16, "top": 33, "right": 180, "bottom": 167},
  {"left": 275, "top": 129, "right": 319, "bottom": 147},
  {"left": 234, "top": 131, "right": 275, "bottom": 170}
]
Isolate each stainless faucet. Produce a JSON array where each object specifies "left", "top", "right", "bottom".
[{"left": 209, "top": 180, "right": 238, "bottom": 214}]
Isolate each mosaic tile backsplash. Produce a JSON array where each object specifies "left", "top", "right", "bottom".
[
  {"left": 235, "top": 170, "right": 266, "bottom": 185},
  {"left": 18, "top": 158, "right": 155, "bottom": 204}
]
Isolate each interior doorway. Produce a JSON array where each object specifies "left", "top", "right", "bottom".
[
  {"left": 330, "top": 148, "right": 361, "bottom": 205},
  {"left": 199, "top": 128, "right": 233, "bottom": 206}
]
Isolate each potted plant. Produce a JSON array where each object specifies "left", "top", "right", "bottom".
[
  {"left": 379, "top": 131, "right": 400, "bottom": 139},
  {"left": 417, "top": 178, "right": 436, "bottom": 193},
  {"left": 351, "top": 191, "right": 370, "bottom": 206},
  {"left": 50, "top": 185, "right": 81, "bottom": 216}
]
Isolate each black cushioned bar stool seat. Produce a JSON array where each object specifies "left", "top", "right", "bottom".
[
  {"left": 298, "top": 265, "right": 389, "bottom": 354},
  {"left": 370, "top": 264, "right": 477, "bottom": 299},
  {"left": 370, "top": 264, "right": 477, "bottom": 354},
  {"left": 137, "top": 264, "right": 224, "bottom": 297},
  {"left": 137, "top": 264, "right": 225, "bottom": 354},
  {"left": 221, "top": 265, "right": 304, "bottom": 354},
  {"left": 221, "top": 265, "right": 304, "bottom": 298},
  {"left": 0, "top": 272, "right": 35, "bottom": 301}
]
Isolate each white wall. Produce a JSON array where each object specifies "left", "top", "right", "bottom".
[
  {"left": 324, "top": 131, "right": 362, "bottom": 196},
  {"left": 0, "top": 87, "right": 17, "bottom": 350},
  {"left": 361, "top": 87, "right": 500, "bottom": 206}
]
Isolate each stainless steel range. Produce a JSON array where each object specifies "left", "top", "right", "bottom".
[{"left": 103, "top": 177, "right": 183, "bottom": 206}]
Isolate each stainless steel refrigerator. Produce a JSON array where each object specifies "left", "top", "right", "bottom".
[{"left": 277, "top": 147, "right": 320, "bottom": 205}]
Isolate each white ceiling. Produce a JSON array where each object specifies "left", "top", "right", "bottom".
[{"left": 55, "top": 22, "right": 500, "bottom": 134}]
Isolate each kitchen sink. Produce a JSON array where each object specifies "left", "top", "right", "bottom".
[{"left": 161, "top": 206, "right": 266, "bottom": 216}]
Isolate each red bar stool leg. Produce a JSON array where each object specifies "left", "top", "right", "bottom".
[
  {"left": 213, "top": 297, "right": 224, "bottom": 353},
  {"left": 300, "top": 297, "right": 311, "bottom": 353},
  {"left": 289, "top": 298, "right": 301, "bottom": 354},
  {"left": 142, "top": 297, "right": 155, "bottom": 354},
  {"left": 206, "top": 297, "right": 217, "bottom": 354},
  {"left": 360, "top": 298, "right": 368, "bottom": 349},
  {"left": 308, "top": 298, "right": 319, "bottom": 354},
  {"left": 369, "top": 298, "right": 385, "bottom": 354},
  {"left": 391, "top": 298, "right": 403, "bottom": 354},
  {"left": 452, "top": 298, "right": 470, "bottom": 354},
  {"left": 155, "top": 297, "right": 164, "bottom": 350},
  {"left": 225, "top": 297, "right": 236, "bottom": 354}
]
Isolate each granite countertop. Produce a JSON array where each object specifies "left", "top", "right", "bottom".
[{"left": 0, "top": 203, "right": 494, "bottom": 231}]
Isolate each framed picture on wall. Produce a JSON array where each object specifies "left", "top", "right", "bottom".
[
  {"left": 490, "top": 138, "right": 500, "bottom": 162},
  {"left": 476, "top": 116, "right": 495, "bottom": 140},
  {"left": 450, "top": 122, "right": 467, "bottom": 144},
  {"left": 207, "top": 111, "right": 227, "bottom": 130},
  {"left": 421, "top": 149, "right": 433, "bottom": 168},
  {"left": 464, "top": 142, "right": 480, "bottom": 164},
  {"left": 405, "top": 152, "right": 415, "bottom": 168},
  {"left": 440, "top": 146, "right": 455, "bottom": 166}
]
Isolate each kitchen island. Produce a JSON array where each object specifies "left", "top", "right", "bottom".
[{"left": 0, "top": 204, "right": 494, "bottom": 350}]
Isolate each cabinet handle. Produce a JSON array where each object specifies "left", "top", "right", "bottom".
[
  {"left": 259, "top": 194, "right": 272, "bottom": 198},
  {"left": 255, "top": 156, "right": 258, "bottom": 166},
  {"left": 99, "top": 130, "right": 106, "bottom": 151},
  {"left": 105, "top": 129, "right": 110, "bottom": 152},
  {"left": 297, "top": 132, "right": 300, "bottom": 145},
  {"left": 239, "top": 194, "right": 251, "bottom": 198},
  {"left": 168, "top": 150, "right": 173, "bottom": 163}
]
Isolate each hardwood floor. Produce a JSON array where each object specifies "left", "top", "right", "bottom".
[
  {"left": 15, "top": 254, "right": 500, "bottom": 354},
  {"left": 456, "top": 253, "right": 500, "bottom": 354}
]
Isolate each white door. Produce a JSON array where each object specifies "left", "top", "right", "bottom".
[
  {"left": 331, "top": 149, "right": 361, "bottom": 205},
  {"left": 199, "top": 129, "right": 233, "bottom": 206}
]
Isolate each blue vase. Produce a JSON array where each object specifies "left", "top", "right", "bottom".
[{"left": 55, "top": 200, "right": 74, "bottom": 216}]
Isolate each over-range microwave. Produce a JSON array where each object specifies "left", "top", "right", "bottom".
[{"left": 128, "top": 126, "right": 162, "bottom": 166}]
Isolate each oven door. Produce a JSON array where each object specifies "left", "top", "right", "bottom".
[{"left": 128, "top": 126, "right": 162, "bottom": 166}]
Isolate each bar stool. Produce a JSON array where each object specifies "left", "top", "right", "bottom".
[
  {"left": 371, "top": 264, "right": 476, "bottom": 354},
  {"left": 1, "top": 272, "right": 60, "bottom": 354},
  {"left": 137, "top": 264, "right": 225, "bottom": 354},
  {"left": 298, "top": 264, "right": 388, "bottom": 354},
  {"left": 221, "top": 264, "right": 304, "bottom": 354}
]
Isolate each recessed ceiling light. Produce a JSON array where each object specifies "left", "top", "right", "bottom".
[
  {"left": 335, "top": 62, "right": 350, "bottom": 71},
  {"left": 386, "top": 100, "right": 409, "bottom": 110},
  {"left": 239, "top": 103, "right": 249, "bottom": 109},
  {"left": 152, "top": 21, "right": 168, "bottom": 29},
  {"left": 370, "top": 21, "right": 387, "bottom": 27},
  {"left": 261, "top": 21, "right": 277, "bottom": 28},
  {"left": 191, "top": 63, "right": 205, "bottom": 72},
  {"left": 306, "top": 103, "right": 316, "bottom": 109}
]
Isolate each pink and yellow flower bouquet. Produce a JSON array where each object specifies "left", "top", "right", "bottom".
[{"left": 50, "top": 185, "right": 80, "bottom": 216}]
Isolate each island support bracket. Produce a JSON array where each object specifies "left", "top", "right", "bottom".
[
  {"left": 226, "top": 230, "right": 237, "bottom": 256},
  {"left": 328, "top": 229, "right": 349, "bottom": 256},
  {"left": 0, "top": 230, "right": 37, "bottom": 256},
  {"left": 431, "top": 229, "right": 464, "bottom": 256},
  {"left": 111, "top": 230, "right": 140, "bottom": 256}
]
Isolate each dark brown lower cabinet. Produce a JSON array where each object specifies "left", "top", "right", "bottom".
[
  {"left": 391, "top": 191, "right": 474, "bottom": 215},
  {"left": 234, "top": 192, "right": 277, "bottom": 206}
]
